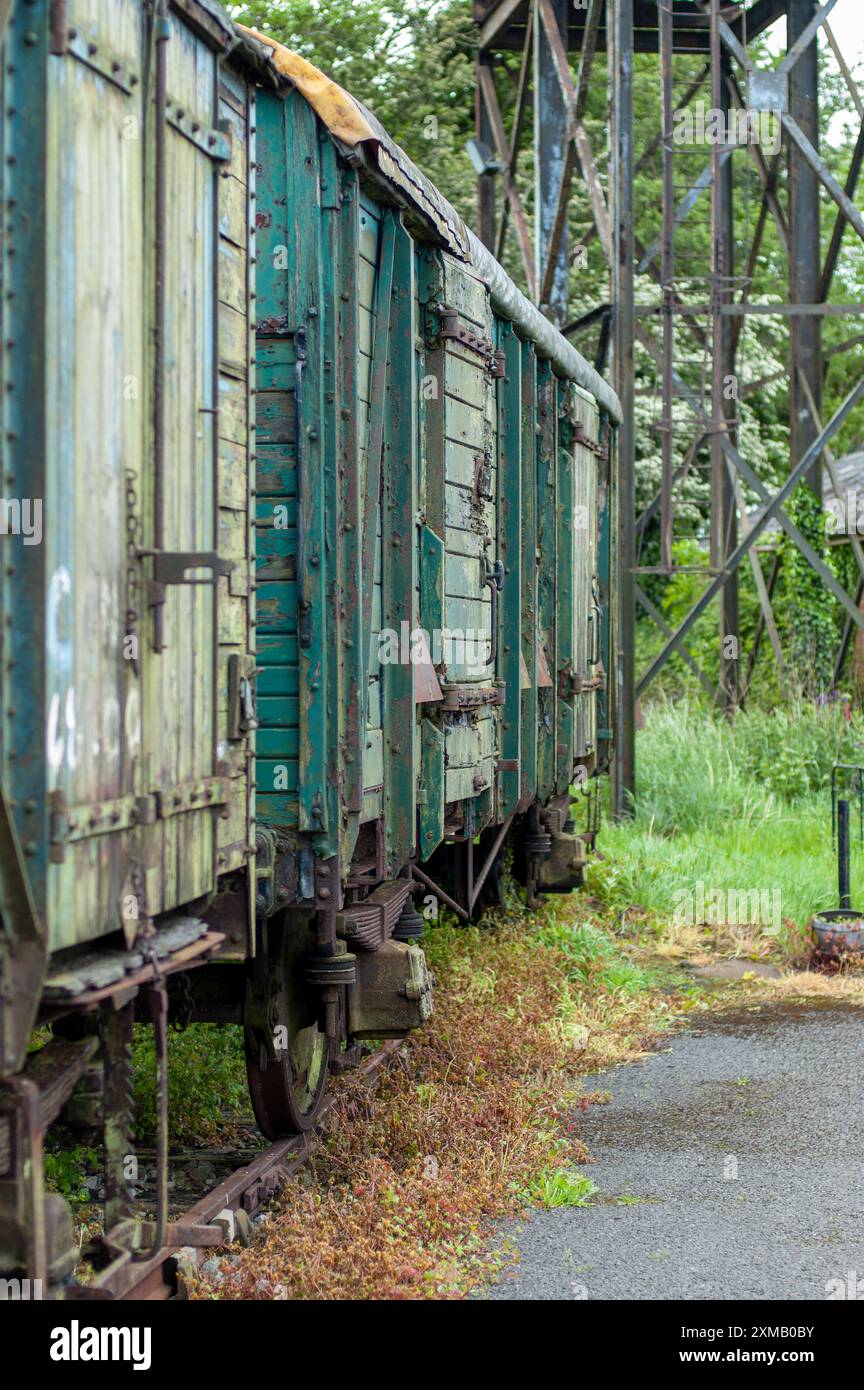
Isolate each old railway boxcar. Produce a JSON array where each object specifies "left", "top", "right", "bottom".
[{"left": 0, "top": 0, "right": 620, "bottom": 1289}]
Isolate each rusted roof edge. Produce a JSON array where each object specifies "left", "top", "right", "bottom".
[{"left": 233, "top": 26, "right": 622, "bottom": 421}]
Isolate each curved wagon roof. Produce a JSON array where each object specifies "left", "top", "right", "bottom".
[{"left": 225, "top": 18, "right": 623, "bottom": 424}]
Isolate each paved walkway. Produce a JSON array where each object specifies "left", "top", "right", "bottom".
[{"left": 483, "top": 999, "right": 864, "bottom": 1300}]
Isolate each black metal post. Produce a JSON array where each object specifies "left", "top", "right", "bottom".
[{"left": 838, "top": 797, "right": 851, "bottom": 910}]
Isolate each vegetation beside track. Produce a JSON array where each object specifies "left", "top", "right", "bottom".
[
  {"left": 51, "top": 699, "right": 864, "bottom": 1293},
  {"left": 191, "top": 887, "right": 694, "bottom": 1300},
  {"left": 591, "top": 698, "right": 864, "bottom": 959},
  {"left": 167, "top": 700, "right": 864, "bottom": 1298}
]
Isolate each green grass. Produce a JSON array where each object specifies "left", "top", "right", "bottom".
[
  {"left": 44, "top": 1145, "right": 99, "bottom": 1204},
  {"left": 590, "top": 698, "right": 864, "bottom": 949},
  {"left": 520, "top": 1168, "right": 597, "bottom": 1209},
  {"left": 133, "top": 1022, "right": 247, "bottom": 1146}
]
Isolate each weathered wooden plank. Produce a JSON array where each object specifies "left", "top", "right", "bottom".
[
  {"left": 444, "top": 395, "right": 486, "bottom": 450},
  {"left": 219, "top": 300, "right": 247, "bottom": 376},
  {"left": 256, "top": 580, "right": 298, "bottom": 633}
]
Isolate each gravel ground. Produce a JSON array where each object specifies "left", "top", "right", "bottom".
[{"left": 481, "top": 998, "right": 864, "bottom": 1301}]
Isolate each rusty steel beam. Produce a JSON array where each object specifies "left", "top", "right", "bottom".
[
  {"left": 787, "top": 0, "right": 823, "bottom": 501},
  {"left": 776, "top": 0, "right": 839, "bottom": 79},
  {"left": 783, "top": 114, "right": 864, "bottom": 246},
  {"left": 478, "top": 61, "right": 537, "bottom": 294},
  {"left": 495, "top": 8, "right": 534, "bottom": 264},
  {"left": 574, "top": 0, "right": 604, "bottom": 122},
  {"left": 819, "top": 120, "right": 864, "bottom": 303},
  {"left": 535, "top": 0, "right": 570, "bottom": 320},
  {"left": 476, "top": 53, "right": 497, "bottom": 250},
  {"left": 709, "top": 0, "right": 724, "bottom": 574},
  {"left": 634, "top": 302, "right": 864, "bottom": 317}
]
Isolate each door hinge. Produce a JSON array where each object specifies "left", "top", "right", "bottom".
[{"left": 141, "top": 550, "right": 233, "bottom": 610}]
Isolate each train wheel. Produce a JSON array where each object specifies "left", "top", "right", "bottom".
[{"left": 244, "top": 917, "right": 329, "bottom": 1137}]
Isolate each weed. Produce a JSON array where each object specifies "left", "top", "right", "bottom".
[
  {"left": 520, "top": 1168, "right": 597, "bottom": 1209},
  {"left": 192, "top": 895, "right": 680, "bottom": 1300}
]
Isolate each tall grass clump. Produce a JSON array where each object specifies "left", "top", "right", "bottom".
[
  {"left": 593, "top": 696, "right": 864, "bottom": 938},
  {"left": 628, "top": 700, "right": 777, "bottom": 834},
  {"left": 628, "top": 696, "right": 864, "bottom": 832}
]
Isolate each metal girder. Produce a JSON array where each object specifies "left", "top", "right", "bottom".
[
  {"left": 819, "top": 119, "right": 864, "bottom": 301},
  {"left": 776, "top": 0, "right": 839, "bottom": 78},
  {"left": 611, "top": 0, "right": 636, "bottom": 813},
  {"left": 479, "top": 0, "right": 786, "bottom": 53},
  {"left": 478, "top": 0, "right": 527, "bottom": 51},
  {"left": 824, "top": 22, "right": 864, "bottom": 120},
  {"left": 478, "top": 61, "right": 536, "bottom": 294},
  {"left": 535, "top": 0, "right": 570, "bottom": 319},
  {"left": 536, "top": 0, "right": 611, "bottom": 309},
  {"left": 659, "top": 0, "right": 675, "bottom": 570},
  {"left": 476, "top": 53, "right": 497, "bottom": 249},
  {"left": 574, "top": 0, "right": 604, "bottom": 123},
  {"left": 495, "top": 9, "right": 534, "bottom": 265},
  {"left": 637, "top": 374, "right": 864, "bottom": 697},
  {"left": 633, "top": 302, "right": 864, "bottom": 316},
  {"left": 636, "top": 584, "right": 716, "bottom": 700},
  {"left": 635, "top": 323, "right": 864, "bottom": 635},
  {"left": 783, "top": 113, "right": 864, "bottom": 246}
]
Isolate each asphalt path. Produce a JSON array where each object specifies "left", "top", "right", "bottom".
[{"left": 482, "top": 999, "right": 864, "bottom": 1300}]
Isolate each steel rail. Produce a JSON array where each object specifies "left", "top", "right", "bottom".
[{"left": 69, "top": 1043, "right": 401, "bottom": 1301}]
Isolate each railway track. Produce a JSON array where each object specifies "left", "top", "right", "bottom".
[{"left": 68, "top": 1043, "right": 400, "bottom": 1302}]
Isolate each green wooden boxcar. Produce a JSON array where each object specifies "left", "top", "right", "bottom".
[
  {"left": 0, "top": 1, "right": 619, "bottom": 1289},
  {"left": 249, "top": 56, "right": 620, "bottom": 920}
]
